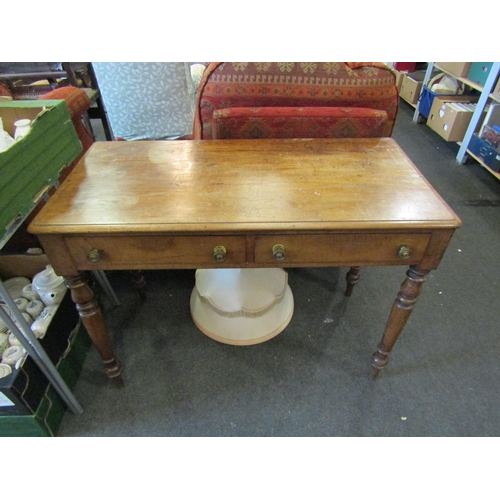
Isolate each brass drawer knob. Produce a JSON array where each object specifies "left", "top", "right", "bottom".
[
  {"left": 397, "top": 244, "right": 412, "bottom": 260},
  {"left": 86, "top": 249, "right": 101, "bottom": 263},
  {"left": 272, "top": 244, "right": 286, "bottom": 262},
  {"left": 213, "top": 245, "right": 227, "bottom": 263}
]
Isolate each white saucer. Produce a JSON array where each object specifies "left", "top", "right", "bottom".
[
  {"left": 2, "top": 277, "right": 31, "bottom": 300},
  {"left": 190, "top": 268, "right": 294, "bottom": 345}
]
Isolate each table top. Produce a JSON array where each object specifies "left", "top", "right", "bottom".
[{"left": 28, "top": 138, "right": 462, "bottom": 235}]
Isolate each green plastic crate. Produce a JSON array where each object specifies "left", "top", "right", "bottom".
[
  {"left": 0, "top": 100, "right": 82, "bottom": 241},
  {"left": 0, "top": 320, "right": 91, "bottom": 437}
]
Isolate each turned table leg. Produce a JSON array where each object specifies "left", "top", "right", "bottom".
[
  {"left": 65, "top": 273, "right": 123, "bottom": 384},
  {"left": 130, "top": 270, "right": 147, "bottom": 300},
  {"left": 345, "top": 266, "right": 361, "bottom": 297},
  {"left": 370, "top": 265, "right": 429, "bottom": 379}
]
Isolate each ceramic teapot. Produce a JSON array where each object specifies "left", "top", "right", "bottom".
[{"left": 32, "top": 265, "right": 66, "bottom": 305}]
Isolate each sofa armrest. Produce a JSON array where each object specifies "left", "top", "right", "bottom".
[
  {"left": 40, "top": 86, "right": 91, "bottom": 117},
  {"left": 40, "top": 86, "right": 94, "bottom": 156}
]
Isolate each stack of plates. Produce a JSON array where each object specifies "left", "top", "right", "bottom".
[
  {"left": 2, "top": 277, "right": 31, "bottom": 300},
  {"left": 190, "top": 268, "right": 294, "bottom": 345}
]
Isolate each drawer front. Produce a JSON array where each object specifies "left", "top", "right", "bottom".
[
  {"left": 254, "top": 233, "right": 431, "bottom": 266},
  {"left": 65, "top": 235, "right": 247, "bottom": 269}
]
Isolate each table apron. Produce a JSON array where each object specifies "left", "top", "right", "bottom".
[{"left": 62, "top": 231, "right": 433, "bottom": 270}]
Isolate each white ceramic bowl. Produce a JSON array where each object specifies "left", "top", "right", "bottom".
[
  {"left": 14, "top": 297, "right": 28, "bottom": 312},
  {"left": 14, "top": 312, "right": 33, "bottom": 328},
  {"left": 0, "top": 363, "right": 12, "bottom": 379},
  {"left": 8, "top": 332, "right": 22, "bottom": 347},
  {"left": 22, "top": 283, "right": 40, "bottom": 301},
  {"left": 1, "top": 345, "right": 25, "bottom": 365},
  {"left": 26, "top": 299, "right": 44, "bottom": 319}
]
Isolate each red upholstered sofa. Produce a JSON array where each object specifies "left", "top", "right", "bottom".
[{"left": 193, "top": 62, "right": 399, "bottom": 140}]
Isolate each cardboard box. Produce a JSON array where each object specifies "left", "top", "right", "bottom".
[
  {"left": 400, "top": 69, "right": 440, "bottom": 105},
  {"left": 467, "top": 63, "right": 494, "bottom": 87},
  {"left": 0, "top": 100, "right": 82, "bottom": 240},
  {"left": 468, "top": 134, "right": 500, "bottom": 172},
  {"left": 399, "top": 71, "right": 426, "bottom": 105},
  {"left": 435, "top": 62, "right": 472, "bottom": 78},
  {"left": 0, "top": 251, "right": 49, "bottom": 280},
  {"left": 419, "top": 88, "right": 478, "bottom": 119},
  {"left": 392, "top": 69, "right": 406, "bottom": 91},
  {"left": 427, "top": 97, "right": 486, "bottom": 142},
  {"left": 479, "top": 103, "right": 500, "bottom": 137}
]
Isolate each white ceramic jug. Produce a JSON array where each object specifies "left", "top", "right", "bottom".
[{"left": 14, "top": 118, "right": 31, "bottom": 141}]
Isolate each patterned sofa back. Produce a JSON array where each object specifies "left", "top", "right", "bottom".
[{"left": 194, "top": 62, "right": 399, "bottom": 140}]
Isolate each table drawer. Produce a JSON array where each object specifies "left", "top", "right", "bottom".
[
  {"left": 65, "top": 235, "right": 247, "bottom": 269},
  {"left": 254, "top": 233, "right": 431, "bottom": 265}
]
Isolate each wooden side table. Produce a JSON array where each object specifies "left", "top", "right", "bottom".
[{"left": 29, "top": 138, "right": 462, "bottom": 384}]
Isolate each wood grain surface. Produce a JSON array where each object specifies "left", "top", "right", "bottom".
[{"left": 29, "top": 138, "right": 461, "bottom": 235}]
